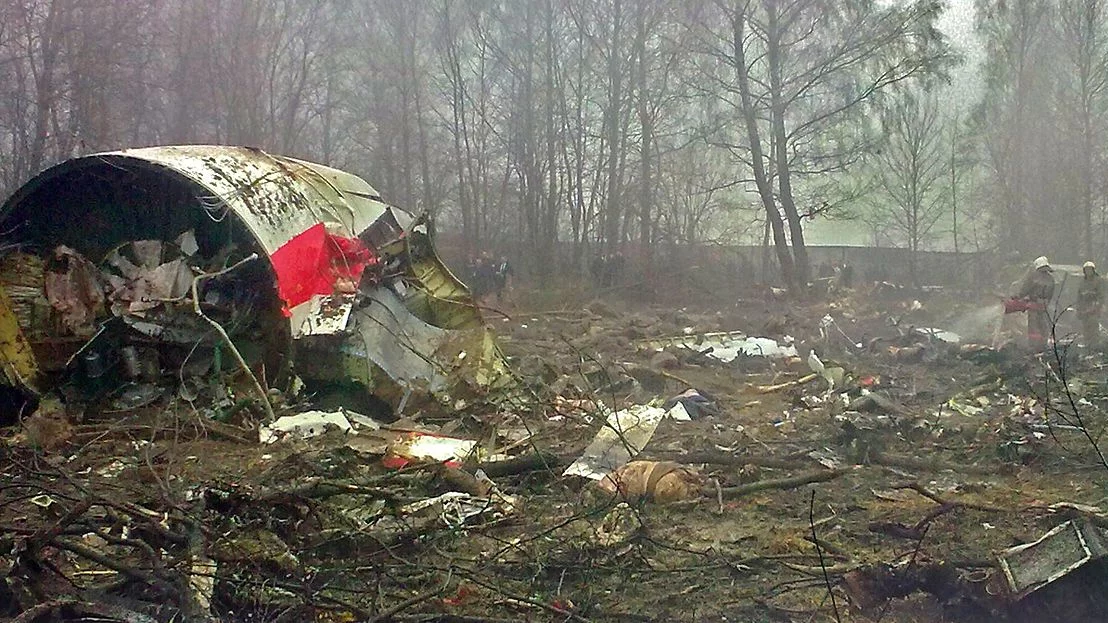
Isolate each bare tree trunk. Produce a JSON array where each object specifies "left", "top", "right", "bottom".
[
  {"left": 951, "top": 113, "right": 959, "bottom": 255},
  {"left": 540, "top": 0, "right": 562, "bottom": 282},
  {"left": 439, "top": 2, "right": 475, "bottom": 253},
  {"left": 1076, "top": 0, "right": 1101, "bottom": 258},
  {"left": 731, "top": 3, "right": 795, "bottom": 288},
  {"left": 26, "top": 0, "right": 63, "bottom": 177},
  {"left": 764, "top": 0, "right": 809, "bottom": 287},
  {"left": 634, "top": 2, "right": 655, "bottom": 276},
  {"left": 602, "top": 0, "right": 625, "bottom": 255}
]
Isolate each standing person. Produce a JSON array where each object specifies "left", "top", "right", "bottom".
[
  {"left": 478, "top": 252, "right": 497, "bottom": 304},
  {"left": 840, "top": 262, "right": 854, "bottom": 289},
  {"left": 591, "top": 252, "right": 606, "bottom": 287},
  {"left": 469, "top": 252, "right": 490, "bottom": 303},
  {"left": 465, "top": 254, "right": 478, "bottom": 289},
  {"left": 494, "top": 255, "right": 514, "bottom": 305},
  {"left": 1077, "top": 261, "right": 1104, "bottom": 347},
  {"left": 830, "top": 264, "right": 844, "bottom": 293},
  {"left": 1013, "top": 256, "right": 1056, "bottom": 348},
  {"left": 609, "top": 251, "right": 626, "bottom": 286}
]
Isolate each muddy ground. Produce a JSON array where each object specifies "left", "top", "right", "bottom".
[{"left": 4, "top": 282, "right": 1108, "bottom": 622}]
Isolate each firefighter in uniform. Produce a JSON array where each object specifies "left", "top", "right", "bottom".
[
  {"left": 1011, "top": 256, "right": 1055, "bottom": 348},
  {"left": 1077, "top": 260, "right": 1104, "bottom": 347}
]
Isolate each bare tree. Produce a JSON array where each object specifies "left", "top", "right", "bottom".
[
  {"left": 0, "top": 0, "right": 965, "bottom": 294},
  {"left": 873, "top": 91, "right": 948, "bottom": 285},
  {"left": 0, "top": 0, "right": 161, "bottom": 191},
  {"left": 1058, "top": 0, "right": 1108, "bottom": 260},
  {"left": 976, "top": 0, "right": 1055, "bottom": 257},
  {"left": 694, "top": 0, "right": 949, "bottom": 290}
]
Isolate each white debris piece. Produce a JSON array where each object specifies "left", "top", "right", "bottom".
[
  {"left": 666, "top": 401, "right": 693, "bottom": 422},
  {"left": 915, "top": 327, "right": 961, "bottom": 343},
  {"left": 807, "top": 350, "right": 825, "bottom": 376},
  {"left": 175, "top": 229, "right": 199, "bottom": 256},
  {"left": 390, "top": 433, "right": 478, "bottom": 463},
  {"left": 564, "top": 404, "right": 689, "bottom": 481},
  {"left": 259, "top": 410, "right": 353, "bottom": 444},
  {"left": 290, "top": 293, "right": 355, "bottom": 337},
  {"left": 641, "top": 331, "right": 797, "bottom": 362},
  {"left": 714, "top": 336, "right": 797, "bottom": 361}
]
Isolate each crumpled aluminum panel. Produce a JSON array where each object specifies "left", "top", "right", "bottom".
[
  {"left": 342, "top": 286, "right": 450, "bottom": 395},
  {"left": 88, "top": 146, "right": 393, "bottom": 338},
  {"left": 105, "top": 146, "right": 390, "bottom": 253}
]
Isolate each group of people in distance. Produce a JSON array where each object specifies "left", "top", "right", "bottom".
[
  {"left": 591, "top": 251, "right": 626, "bottom": 288},
  {"left": 816, "top": 261, "right": 856, "bottom": 290},
  {"left": 1008, "top": 256, "right": 1103, "bottom": 349},
  {"left": 465, "top": 252, "right": 513, "bottom": 305}
]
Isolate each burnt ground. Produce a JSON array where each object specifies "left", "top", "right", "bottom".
[{"left": 4, "top": 283, "right": 1108, "bottom": 622}]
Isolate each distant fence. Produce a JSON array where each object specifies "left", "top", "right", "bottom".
[
  {"left": 738, "top": 245, "right": 995, "bottom": 287},
  {"left": 434, "top": 234, "right": 995, "bottom": 292}
]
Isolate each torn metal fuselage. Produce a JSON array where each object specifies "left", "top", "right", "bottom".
[{"left": 0, "top": 145, "right": 510, "bottom": 417}]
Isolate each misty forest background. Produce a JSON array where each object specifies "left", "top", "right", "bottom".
[{"left": 0, "top": 0, "right": 1104, "bottom": 288}]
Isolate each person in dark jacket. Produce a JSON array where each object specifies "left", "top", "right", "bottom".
[{"left": 471, "top": 252, "right": 496, "bottom": 302}]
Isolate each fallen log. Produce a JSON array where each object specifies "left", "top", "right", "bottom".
[
  {"left": 12, "top": 599, "right": 158, "bottom": 623},
  {"left": 645, "top": 450, "right": 815, "bottom": 470},
  {"left": 472, "top": 452, "right": 571, "bottom": 477},
  {"left": 522, "top": 309, "right": 600, "bottom": 319},
  {"left": 71, "top": 418, "right": 254, "bottom": 445},
  {"left": 51, "top": 537, "right": 174, "bottom": 592},
  {"left": 436, "top": 466, "right": 491, "bottom": 496},
  {"left": 716, "top": 469, "right": 846, "bottom": 497},
  {"left": 781, "top": 560, "right": 856, "bottom": 576},
  {"left": 895, "top": 482, "right": 1007, "bottom": 513},
  {"left": 394, "top": 611, "right": 522, "bottom": 616},
  {"left": 248, "top": 478, "right": 407, "bottom": 504},
  {"left": 365, "top": 582, "right": 448, "bottom": 623},
  {"left": 870, "top": 450, "right": 993, "bottom": 475},
  {"left": 657, "top": 369, "right": 699, "bottom": 389}
]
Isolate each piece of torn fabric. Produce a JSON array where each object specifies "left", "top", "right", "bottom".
[{"left": 43, "top": 246, "right": 105, "bottom": 336}]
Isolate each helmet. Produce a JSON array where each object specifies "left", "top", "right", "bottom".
[
  {"left": 1084, "top": 260, "right": 1097, "bottom": 271},
  {"left": 1033, "top": 256, "right": 1051, "bottom": 271}
]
